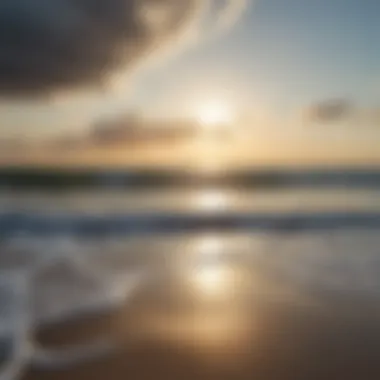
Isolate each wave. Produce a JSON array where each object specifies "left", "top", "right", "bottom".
[{"left": 1, "top": 211, "right": 380, "bottom": 237}]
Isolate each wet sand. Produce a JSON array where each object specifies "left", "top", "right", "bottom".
[{"left": 26, "top": 253, "right": 380, "bottom": 380}]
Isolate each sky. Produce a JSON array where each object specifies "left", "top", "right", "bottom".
[
  {"left": 137, "top": 0, "right": 380, "bottom": 112},
  {"left": 1, "top": 0, "right": 380, "bottom": 164}
]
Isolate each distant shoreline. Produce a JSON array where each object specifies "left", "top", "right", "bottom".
[{"left": 0, "top": 166, "right": 380, "bottom": 190}]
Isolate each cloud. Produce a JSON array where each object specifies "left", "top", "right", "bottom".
[
  {"left": 302, "top": 99, "right": 380, "bottom": 127},
  {"left": 89, "top": 113, "right": 143, "bottom": 144},
  {"left": 302, "top": 99, "right": 353, "bottom": 124},
  {"left": 49, "top": 111, "right": 198, "bottom": 149},
  {"left": 0, "top": 0, "right": 248, "bottom": 98},
  {"left": 355, "top": 107, "right": 380, "bottom": 127}
]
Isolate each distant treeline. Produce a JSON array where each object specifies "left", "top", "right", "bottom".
[
  {"left": 0, "top": 167, "right": 284, "bottom": 190},
  {"left": 0, "top": 167, "right": 380, "bottom": 190}
]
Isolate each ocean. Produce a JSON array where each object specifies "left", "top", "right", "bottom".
[{"left": 1, "top": 167, "right": 380, "bottom": 380}]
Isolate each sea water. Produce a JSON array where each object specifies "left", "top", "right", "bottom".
[{"left": 1, "top": 169, "right": 380, "bottom": 379}]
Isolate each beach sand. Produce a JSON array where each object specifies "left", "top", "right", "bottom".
[{"left": 0, "top": 230, "right": 378, "bottom": 380}]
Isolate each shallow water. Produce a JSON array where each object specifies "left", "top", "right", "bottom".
[
  {"left": 0, "top": 179, "right": 380, "bottom": 380},
  {"left": 1, "top": 188, "right": 380, "bottom": 215}
]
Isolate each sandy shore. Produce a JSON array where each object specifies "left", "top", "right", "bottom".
[{"left": 0, "top": 231, "right": 373, "bottom": 380}]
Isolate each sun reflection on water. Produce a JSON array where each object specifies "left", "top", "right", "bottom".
[
  {"left": 129, "top": 234, "right": 256, "bottom": 357},
  {"left": 187, "top": 234, "right": 236, "bottom": 301},
  {"left": 196, "top": 235, "right": 223, "bottom": 257},
  {"left": 192, "top": 189, "right": 229, "bottom": 213},
  {"left": 192, "top": 265, "right": 232, "bottom": 298}
]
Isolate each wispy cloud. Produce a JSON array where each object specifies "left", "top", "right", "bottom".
[
  {"left": 302, "top": 99, "right": 353, "bottom": 125},
  {"left": 0, "top": 0, "right": 249, "bottom": 98},
  {"left": 302, "top": 98, "right": 380, "bottom": 127},
  {"left": 47, "top": 111, "right": 198, "bottom": 151}
]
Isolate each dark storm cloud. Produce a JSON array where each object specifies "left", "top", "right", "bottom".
[
  {"left": 0, "top": 0, "right": 248, "bottom": 97},
  {"left": 303, "top": 99, "right": 353, "bottom": 124}
]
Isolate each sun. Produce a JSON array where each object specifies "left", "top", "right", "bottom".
[{"left": 196, "top": 100, "right": 233, "bottom": 127}]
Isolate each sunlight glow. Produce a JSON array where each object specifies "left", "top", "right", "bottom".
[
  {"left": 140, "top": 311, "right": 251, "bottom": 351},
  {"left": 196, "top": 100, "right": 233, "bottom": 127},
  {"left": 193, "top": 189, "right": 229, "bottom": 212},
  {"left": 188, "top": 235, "right": 230, "bottom": 298},
  {"left": 197, "top": 236, "right": 223, "bottom": 257},
  {"left": 193, "top": 265, "right": 230, "bottom": 297}
]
